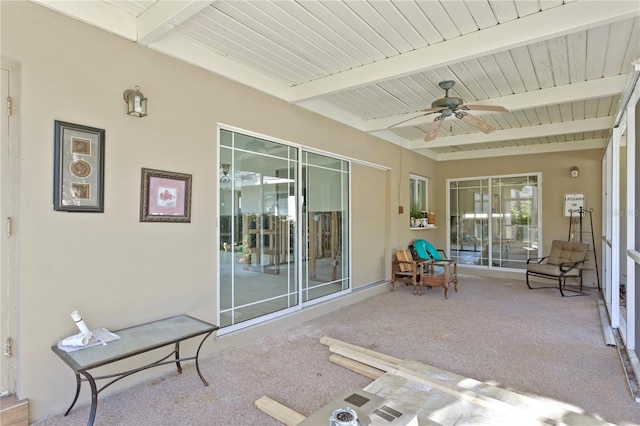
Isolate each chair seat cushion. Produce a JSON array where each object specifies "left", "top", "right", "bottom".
[
  {"left": 527, "top": 263, "right": 580, "bottom": 277},
  {"left": 547, "top": 240, "right": 588, "bottom": 264}
]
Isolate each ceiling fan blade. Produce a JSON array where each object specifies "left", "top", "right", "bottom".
[
  {"left": 421, "top": 106, "right": 447, "bottom": 114},
  {"left": 459, "top": 113, "right": 496, "bottom": 134},
  {"left": 424, "top": 116, "right": 445, "bottom": 141},
  {"left": 464, "top": 104, "right": 509, "bottom": 113},
  {"left": 389, "top": 107, "right": 450, "bottom": 129},
  {"left": 388, "top": 112, "right": 430, "bottom": 128}
]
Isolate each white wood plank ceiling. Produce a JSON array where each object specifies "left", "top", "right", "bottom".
[{"left": 33, "top": 0, "right": 640, "bottom": 160}]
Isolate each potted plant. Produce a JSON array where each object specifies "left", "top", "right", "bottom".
[{"left": 410, "top": 203, "right": 421, "bottom": 227}]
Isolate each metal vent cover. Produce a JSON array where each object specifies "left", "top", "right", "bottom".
[{"left": 299, "top": 389, "right": 418, "bottom": 426}]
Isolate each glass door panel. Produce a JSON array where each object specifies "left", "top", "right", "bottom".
[
  {"left": 219, "top": 130, "right": 298, "bottom": 328},
  {"left": 450, "top": 179, "right": 489, "bottom": 266},
  {"left": 490, "top": 176, "right": 538, "bottom": 268},
  {"left": 302, "top": 152, "right": 349, "bottom": 302}
]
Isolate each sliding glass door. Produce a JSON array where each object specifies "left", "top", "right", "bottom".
[
  {"left": 448, "top": 174, "right": 540, "bottom": 270},
  {"left": 219, "top": 129, "right": 350, "bottom": 330}
]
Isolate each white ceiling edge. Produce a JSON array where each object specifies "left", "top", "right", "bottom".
[
  {"left": 295, "top": 99, "right": 368, "bottom": 132},
  {"left": 31, "top": 0, "right": 137, "bottom": 40},
  {"left": 147, "top": 31, "right": 292, "bottom": 100},
  {"left": 369, "top": 130, "right": 412, "bottom": 148},
  {"left": 428, "top": 138, "right": 607, "bottom": 161}
]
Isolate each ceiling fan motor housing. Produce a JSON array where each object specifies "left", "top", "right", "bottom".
[{"left": 431, "top": 96, "right": 464, "bottom": 109}]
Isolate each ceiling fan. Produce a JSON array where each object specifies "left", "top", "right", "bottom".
[{"left": 392, "top": 80, "right": 508, "bottom": 141}]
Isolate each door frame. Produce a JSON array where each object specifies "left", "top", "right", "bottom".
[{"left": 1, "top": 61, "right": 19, "bottom": 397}]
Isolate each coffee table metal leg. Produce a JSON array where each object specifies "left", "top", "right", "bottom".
[
  {"left": 195, "top": 330, "right": 215, "bottom": 386},
  {"left": 64, "top": 373, "right": 82, "bottom": 416},
  {"left": 174, "top": 342, "right": 182, "bottom": 374},
  {"left": 84, "top": 372, "right": 98, "bottom": 426}
]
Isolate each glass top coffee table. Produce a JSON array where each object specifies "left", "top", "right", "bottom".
[{"left": 51, "top": 314, "right": 219, "bottom": 426}]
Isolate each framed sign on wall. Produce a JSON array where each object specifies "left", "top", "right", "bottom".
[{"left": 563, "top": 193, "right": 585, "bottom": 217}]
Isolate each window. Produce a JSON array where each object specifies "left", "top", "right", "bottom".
[
  {"left": 409, "top": 174, "right": 428, "bottom": 227},
  {"left": 448, "top": 174, "right": 540, "bottom": 270}
]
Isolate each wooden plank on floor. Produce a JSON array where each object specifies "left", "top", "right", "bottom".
[
  {"left": 320, "top": 336, "right": 402, "bottom": 365},
  {"left": 329, "top": 354, "right": 384, "bottom": 379},
  {"left": 255, "top": 396, "right": 306, "bottom": 426},
  {"left": 0, "top": 397, "right": 29, "bottom": 426}
]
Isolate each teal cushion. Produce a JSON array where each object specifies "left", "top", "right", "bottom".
[{"left": 413, "top": 239, "right": 442, "bottom": 260}]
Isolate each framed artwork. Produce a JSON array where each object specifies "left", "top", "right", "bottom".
[
  {"left": 53, "top": 120, "right": 105, "bottom": 212},
  {"left": 140, "top": 168, "right": 192, "bottom": 223}
]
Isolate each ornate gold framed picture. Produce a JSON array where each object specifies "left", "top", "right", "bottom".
[{"left": 140, "top": 168, "right": 192, "bottom": 223}]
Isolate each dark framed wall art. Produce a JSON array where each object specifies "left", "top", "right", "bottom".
[
  {"left": 140, "top": 168, "right": 192, "bottom": 223},
  {"left": 53, "top": 120, "right": 105, "bottom": 212}
]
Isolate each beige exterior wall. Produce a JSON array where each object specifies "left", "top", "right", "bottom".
[{"left": 1, "top": 1, "right": 605, "bottom": 421}]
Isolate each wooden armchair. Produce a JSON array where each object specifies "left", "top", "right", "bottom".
[
  {"left": 526, "top": 240, "right": 589, "bottom": 297},
  {"left": 411, "top": 239, "right": 458, "bottom": 298},
  {"left": 391, "top": 249, "right": 425, "bottom": 295}
]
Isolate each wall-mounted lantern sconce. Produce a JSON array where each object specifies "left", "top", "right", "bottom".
[
  {"left": 220, "top": 163, "right": 231, "bottom": 183},
  {"left": 123, "top": 86, "right": 147, "bottom": 117},
  {"left": 570, "top": 166, "right": 579, "bottom": 178}
]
